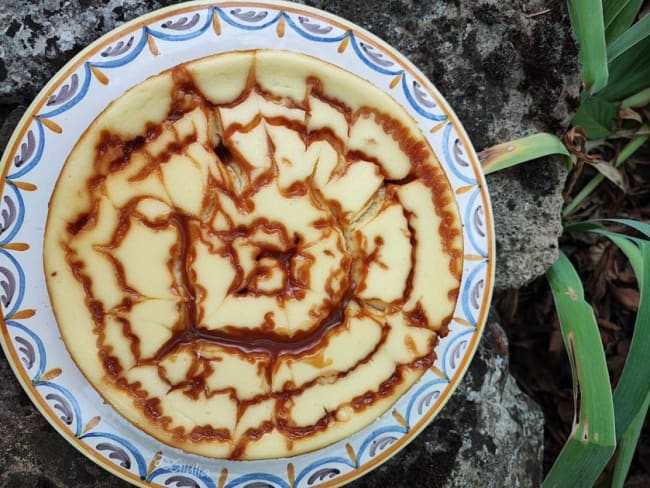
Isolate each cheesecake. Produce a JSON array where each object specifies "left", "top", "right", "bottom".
[{"left": 44, "top": 50, "right": 463, "bottom": 459}]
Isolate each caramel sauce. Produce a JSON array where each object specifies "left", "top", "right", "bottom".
[
  {"left": 404, "top": 301, "right": 428, "bottom": 328},
  {"left": 59, "top": 57, "right": 462, "bottom": 457},
  {"left": 67, "top": 212, "right": 90, "bottom": 235}
]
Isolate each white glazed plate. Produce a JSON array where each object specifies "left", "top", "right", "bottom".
[{"left": 0, "top": 1, "right": 494, "bottom": 486}]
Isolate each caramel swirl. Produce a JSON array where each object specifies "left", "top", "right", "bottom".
[{"left": 44, "top": 50, "right": 463, "bottom": 459}]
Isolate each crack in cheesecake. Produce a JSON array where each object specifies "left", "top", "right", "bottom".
[{"left": 44, "top": 50, "right": 463, "bottom": 459}]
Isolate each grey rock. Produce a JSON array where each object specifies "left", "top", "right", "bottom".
[
  {"left": 489, "top": 159, "right": 568, "bottom": 290},
  {"left": 0, "top": 0, "right": 170, "bottom": 103},
  {"left": 0, "top": 0, "right": 574, "bottom": 485}
]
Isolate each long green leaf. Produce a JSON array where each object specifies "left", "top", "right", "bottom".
[
  {"left": 478, "top": 133, "right": 570, "bottom": 175},
  {"left": 612, "top": 241, "right": 650, "bottom": 439},
  {"left": 606, "top": 218, "right": 650, "bottom": 238},
  {"left": 621, "top": 87, "right": 650, "bottom": 107},
  {"left": 602, "top": 233, "right": 643, "bottom": 281},
  {"left": 544, "top": 252, "right": 616, "bottom": 487},
  {"left": 612, "top": 391, "right": 650, "bottom": 487},
  {"left": 603, "top": 0, "right": 630, "bottom": 28},
  {"left": 607, "top": 12, "right": 650, "bottom": 62},
  {"left": 565, "top": 219, "right": 650, "bottom": 275},
  {"left": 561, "top": 222, "right": 650, "bottom": 485},
  {"left": 564, "top": 221, "right": 645, "bottom": 279},
  {"left": 600, "top": 36, "right": 650, "bottom": 101},
  {"left": 604, "top": 0, "right": 643, "bottom": 43},
  {"left": 568, "top": 0, "right": 610, "bottom": 93}
]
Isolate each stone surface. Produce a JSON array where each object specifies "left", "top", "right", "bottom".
[
  {"left": 0, "top": 0, "right": 579, "bottom": 485},
  {"left": 0, "top": 320, "right": 543, "bottom": 487},
  {"left": 489, "top": 159, "right": 568, "bottom": 290}
]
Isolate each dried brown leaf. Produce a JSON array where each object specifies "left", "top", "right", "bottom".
[
  {"left": 586, "top": 159, "right": 629, "bottom": 191},
  {"left": 618, "top": 107, "right": 644, "bottom": 125},
  {"left": 609, "top": 285, "right": 640, "bottom": 311},
  {"left": 597, "top": 318, "right": 621, "bottom": 331}
]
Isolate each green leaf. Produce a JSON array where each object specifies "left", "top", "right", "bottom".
[
  {"left": 613, "top": 241, "right": 650, "bottom": 439},
  {"left": 607, "top": 12, "right": 650, "bottom": 62},
  {"left": 604, "top": 0, "right": 643, "bottom": 43},
  {"left": 602, "top": 233, "right": 643, "bottom": 281},
  {"left": 543, "top": 252, "right": 616, "bottom": 487},
  {"left": 568, "top": 0, "right": 609, "bottom": 93},
  {"left": 603, "top": 0, "right": 630, "bottom": 28},
  {"left": 478, "top": 133, "right": 570, "bottom": 175},
  {"left": 586, "top": 160, "right": 627, "bottom": 190},
  {"left": 612, "top": 392, "right": 650, "bottom": 488},
  {"left": 622, "top": 87, "right": 650, "bottom": 108},
  {"left": 571, "top": 96, "right": 619, "bottom": 138},
  {"left": 564, "top": 221, "right": 644, "bottom": 284},
  {"left": 601, "top": 36, "right": 650, "bottom": 101},
  {"left": 560, "top": 223, "right": 650, "bottom": 485},
  {"left": 606, "top": 218, "right": 650, "bottom": 238}
]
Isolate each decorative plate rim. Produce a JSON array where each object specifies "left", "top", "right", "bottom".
[{"left": 0, "top": 1, "right": 495, "bottom": 487}]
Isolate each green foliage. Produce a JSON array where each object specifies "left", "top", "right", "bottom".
[
  {"left": 477, "top": 2, "right": 650, "bottom": 484},
  {"left": 607, "top": 12, "right": 650, "bottom": 62},
  {"left": 568, "top": 0, "right": 609, "bottom": 93},
  {"left": 544, "top": 252, "right": 616, "bottom": 487},
  {"left": 603, "top": 0, "right": 643, "bottom": 43},
  {"left": 622, "top": 87, "right": 650, "bottom": 108},
  {"left": 600, "top": 36, "right": 650, "bottom": 101},
  {"left": 575, "top": 1, "right": 650, "bottom": 105},
  {"left": 571, "top": 95, "right": 619, "bottom": 138},
  {"left": 613, "top": 393, "right": 650, "bottom": 488},
  {"left": 562, "top": 221, "right": 650, "bottom": 484},
  {"left": 478, "top": 133, "right": 571, "bottom": 175}
]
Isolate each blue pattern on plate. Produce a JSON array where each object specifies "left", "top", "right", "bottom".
[
  {"left": 357, "top": 424, "right": 409, "bottom": 463},
  {"left": 442, "top": 122, "right": 476, "bottom": 185},
  {"left": 225, "top": 472, "right": 290, "bottom": 488},
  {"left": 6, "top": 319, "right": 46, "bottom": 377},
  {"left": 0, "top": 183, "right": 25, "bottom": 245},
  {"left": 147, "top": 12, "right": 214, "bottom": 42},
  {"left": 461, "top": 260, "right": 488, "bottom": 325},
  {"left": 7, "top": 118, "right": 45, "bottom": 179},
  {"left": 39, "top": 65, "right": 93, "bottom": 119},
  {"left": 96, "top": 32, "right": 148, "bottom": 68},
  {"left": 442, "top": 330, "right": 476, "bottom": 377},
  {"left": 217, "top": 7, "right": 282, "bottom": 31},
  {"left": 81, "top": 431, "right": 149, "bottom": 478},
  {"left": 464, "top": 188, "right": 488, "bottom": 257},
  {"left": 283, "top": 14, "right": 346, "bottom": 42},
  {"left": 149, "top": 465, "right": 217, "bottom": 488},
  {"left": 295, "top": 456, "right": 356, "bottom": 486},
  {"left": 37, "top": 381, "right": 83, "bottom": 436},
  {"left": 0, "top": 248, "right": 25, "bottom": 318},
  {"left": 404, "top": 378, "right": 449, "bottom": 423},
  {"left": 400, "top": 72, "right": 447, "bottom": 122}
]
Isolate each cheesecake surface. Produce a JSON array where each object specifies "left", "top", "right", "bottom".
[{"left": 44, "top": 50, "right": 463, "bottom": 459}]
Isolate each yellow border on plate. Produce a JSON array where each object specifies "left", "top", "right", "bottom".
[{"left": 0, "top": 1, "right": 495, "bottom": 486}]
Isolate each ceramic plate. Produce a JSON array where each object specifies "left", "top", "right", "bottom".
[{"left": 0, "top": 1, "right": 494, "bottom": 486}]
